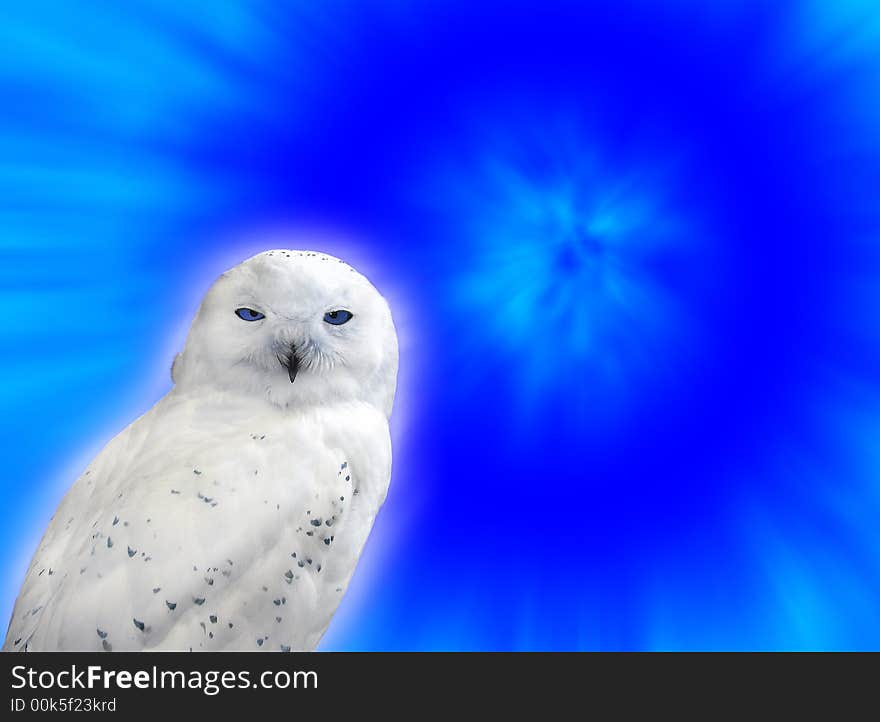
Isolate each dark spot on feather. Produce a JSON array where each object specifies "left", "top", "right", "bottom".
[
  {"left": 133, "top": 618, "right": 145, "bottom": 631},
  {"left": 166, "top": 601, "right": 176, "bottom": 610},
  {"left": 96, "top": 628, "right": 108, "bottom": 639}
]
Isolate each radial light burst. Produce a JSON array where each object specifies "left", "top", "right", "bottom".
[
  {"left": 429, "top": 119, "right": 701, "bottom": 423},
  {"left": 2, "top": 0, "right": 880, "bottom": 650}
]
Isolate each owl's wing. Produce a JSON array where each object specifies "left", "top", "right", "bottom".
[{"left": 3, "top": 413, "right": 145, "bottom": 651}]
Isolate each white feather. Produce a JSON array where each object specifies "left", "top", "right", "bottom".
[{"left": 4, "top": 250, "right": 398, "bottom": 651}]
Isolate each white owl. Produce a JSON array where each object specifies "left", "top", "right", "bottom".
[{"left": 4, "top": 249, "right": 398, "bottom": 651}]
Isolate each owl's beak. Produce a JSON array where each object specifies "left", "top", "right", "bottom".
[{"left": 285, "top": 349, "right": 300, "bottom": 384}]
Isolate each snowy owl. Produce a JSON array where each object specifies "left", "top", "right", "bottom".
[{"left": 4, "top": 249, "right": 398, "bottom": 651}]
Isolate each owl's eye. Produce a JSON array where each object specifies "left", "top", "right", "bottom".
[
  {"left": 323, "top": 309, "right": 353, "bottom": 325},
  {"left": 235, "top": 307, "right": 265, "bottom": 321}
]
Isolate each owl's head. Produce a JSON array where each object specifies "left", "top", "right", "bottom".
[{"left": 173, "top": 250, "right": 398, "bottom": 417}]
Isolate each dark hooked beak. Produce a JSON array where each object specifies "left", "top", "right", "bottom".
[{"left": 279, "top": 348, "right": 300, "bottom": 384}]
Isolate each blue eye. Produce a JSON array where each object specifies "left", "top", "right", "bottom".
[
  {"left": 235, "top": 307, "right": 265, "bottom": 321},
  {"left": 323, "top": 309, "right": 353, "bottom": 325}
]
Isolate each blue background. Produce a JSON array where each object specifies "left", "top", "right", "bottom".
[{"left": 2, "top": 0, "right": 880, "bottom": 650}]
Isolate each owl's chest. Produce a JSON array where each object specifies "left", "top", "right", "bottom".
[
  {"left": 95, "top": 397, "right": 384, "bottom": 548},
  {"left": 113, "top": 413, "right": 348, "bottom": 524},
  {"left": 119, "top": 395, "right": 341, "bottom": 479}
]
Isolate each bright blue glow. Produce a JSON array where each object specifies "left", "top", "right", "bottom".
[{"left": 2, "top": 1, "right": 880, "bottom": 650}]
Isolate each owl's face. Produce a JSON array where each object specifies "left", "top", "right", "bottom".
[{"left": 175, "top": 250, "right": 398, "bottom": 417}]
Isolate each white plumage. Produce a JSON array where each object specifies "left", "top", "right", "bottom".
[{"left": 4, "top": 249, "right": 398, "bottom": 651}]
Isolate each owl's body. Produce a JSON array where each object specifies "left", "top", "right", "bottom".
[{"left": 4, "top": 250, "right": 398, "bottom": 651}]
